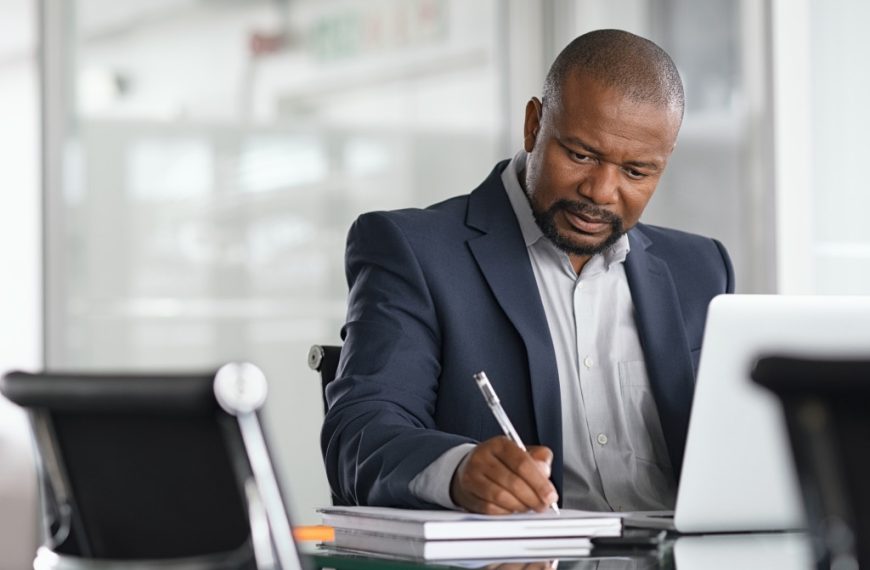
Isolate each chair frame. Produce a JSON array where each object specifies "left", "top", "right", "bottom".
[{"left": 1, "top": 363, "right": 304, "bottom": 570}]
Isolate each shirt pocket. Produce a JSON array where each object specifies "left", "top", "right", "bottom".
[{"left": 617, "top": 360, "right": 671, "bottom": 467}]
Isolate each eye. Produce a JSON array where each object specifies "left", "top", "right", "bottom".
[
  {"left": 623, "top": 167, "right": 647, "bottom": 180},
  {"left": 570, "top": 151, "right": 595, "bottom": 164}
]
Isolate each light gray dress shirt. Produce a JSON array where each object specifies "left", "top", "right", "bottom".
[{"left": 409, "top": 152, "right": 676, "bottom": 511}]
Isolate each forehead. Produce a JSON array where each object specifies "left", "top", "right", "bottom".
[{"left": 548, "top": 74, "right": 681, "bottom": 154}]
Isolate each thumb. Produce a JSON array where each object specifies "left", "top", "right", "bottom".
[{"left": 527, "top": 446, "right": 553, "bottom": 476}]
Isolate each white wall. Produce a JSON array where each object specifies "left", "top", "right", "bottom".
[
  {"left": 0, "top": 0, "right": 41, "bottom": 373},
  {"left": 0, "top": 0, "right": 42, "bottom": 565},
  {"left": 773, "top": 0, "right": 870, "bottom": 294},
  {"left": 807, "top": 0, "right": 870, "bottom": 294},
  {"left": 772, "top": 0, "right": 813, "bottom": 293}
]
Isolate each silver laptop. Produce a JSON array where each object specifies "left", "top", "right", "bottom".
[
  {"left": 634, "top": 294, "right": 870, "bottom": 533},
  {"left": 672, "top": 533, "right": 814, "bottom": 569}
]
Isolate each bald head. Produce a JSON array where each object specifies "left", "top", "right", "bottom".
[{"left": 543, "top": 29, "right": 684, "bottom": 121}]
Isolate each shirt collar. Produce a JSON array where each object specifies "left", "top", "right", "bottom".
[
  {"left": 501, "top": 150, "right": 631, "bottom": 270},
  {"left": 501, "top": 150, "right": 543, "bottom": 247}
]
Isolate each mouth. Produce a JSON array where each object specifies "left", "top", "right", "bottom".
[{"left": 563, "top": 210, "right": 610, "bottom": 234}]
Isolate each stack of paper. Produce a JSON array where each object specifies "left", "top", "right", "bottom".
[{"left": 319, "top": 506, "right": 623, "bottom": 561}]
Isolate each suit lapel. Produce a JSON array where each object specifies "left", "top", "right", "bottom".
[
  {"left": 465, "top": 163, "right": 564, "bottom": 495},
  {"left": 625, "top": 227, "right": 694, "bottom": 477},
  {"left": 462, "top": 166, "right": 695, "bottom": 489}
]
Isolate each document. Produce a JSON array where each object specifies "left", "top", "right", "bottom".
[
  {"left": 330, "top": 528, "right": 592, "bottom": 561},
  {"left": 319, "top": 506, "right": 623, "bottom": 540}
]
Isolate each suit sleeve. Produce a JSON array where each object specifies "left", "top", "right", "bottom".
[
  {"left": 712, "top": 238, "right": 735, "bottom": 294},
  {"left": 321, "top": 212, "right": 476, "bottom": 508}
]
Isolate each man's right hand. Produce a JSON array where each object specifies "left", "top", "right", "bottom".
[{"left": 449, "top": 436, "right": 559, "bottom": 514}]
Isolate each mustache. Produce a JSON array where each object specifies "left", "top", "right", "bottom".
[{"left": 549, "top": 200, "right": 621, "bottom": 225}]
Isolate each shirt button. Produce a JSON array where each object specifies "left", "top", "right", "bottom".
[
  {"left": 577, "top": 282, "right": 584, "bottom": 290},
  {"left": 583, "top": 356, "right": 594, "bottom": 369},
  {"left": 597, "top": 433, "right": 608, "bottom": 445}
]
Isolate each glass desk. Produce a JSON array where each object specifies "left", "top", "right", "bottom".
[
  {"left": 304, "top": 532, "right": 817, "bottom": 570},
  {"left": 32, "top": 532, "right": 818, "bottom": 569}
]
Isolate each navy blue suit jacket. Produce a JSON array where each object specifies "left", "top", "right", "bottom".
[{"left": 322, "top": 161, "right": 735, "bottom": 508}]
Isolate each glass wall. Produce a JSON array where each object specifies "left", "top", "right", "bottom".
[
  {"left": 808, "top": 0, "right": 870, "bottom": 294},
  {"left": 771, "top": 0, "right": 870, "bottom": 294},
  {"left": 0, "top": 0, "right": 41, "bottom": 374},
  {"left": 44, "top": 0, "right": 775, "bottom": 522},
  {"left": 546, "top": 0, "right": 775, "bottom": 293},
  {"left": 0, "top": 0, "right": 41, "bottom": 563},
  {"left": 45, "top": 0, "right": 507, "bottom": 523}
]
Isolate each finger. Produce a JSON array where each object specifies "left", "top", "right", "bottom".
[
  {"left": 470, "top": 443, "right": 549, "bottom": 511},
  {"left": 512, "top": 458, "right": 558, "bottom": 507},
  {"left": 504, "top": 444, "right": 557, "bottom": 498},
  {"left": 462, "top": 447, "right": 550, "bottom": 512},
  {"left": 478, "top": 468, "right": 543, "bottom": 512},
  {"left": 454, "top": 452, "right": 530, "bottom": 513},
  {"left": 527, "top": 445, "right": 554, "bottom": 476},
  {"left": 461, "top": 483, "right": 515, "bottom": 515},
  {"left": 463, "top": 460, "right": 532, "bottom": 513},
  {"left": 456, "top": 438, "right": 555, "bottom": 512},
  {"left": 490, "top": 444, "right": 558, "bottom": 510},
  {"left": 489, "top": 455, "right": 555, "bottom": 511}
]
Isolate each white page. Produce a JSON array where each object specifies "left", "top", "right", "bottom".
[{"left": 320, "top": 506, "right": 624, "bottom": 521}]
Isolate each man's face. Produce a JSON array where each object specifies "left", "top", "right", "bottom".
[{"left": 522, "top": 74, "right": 681, "bottom": 265}]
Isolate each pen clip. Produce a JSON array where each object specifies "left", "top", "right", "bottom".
[{"left": 473, "top": 372, "right": 500, "bottom": 407}]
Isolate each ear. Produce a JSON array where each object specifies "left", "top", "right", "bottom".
[{"left": 523, "top": 97, "right": 543, "bottom": 152}]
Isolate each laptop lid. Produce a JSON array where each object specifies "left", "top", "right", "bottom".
[{"left": 675, "top": 294, "right": 870, "bottom": 533}]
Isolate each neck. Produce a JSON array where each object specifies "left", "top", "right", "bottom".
[{"left": 570, "top": 255, "right": 590, "bottom": 275}]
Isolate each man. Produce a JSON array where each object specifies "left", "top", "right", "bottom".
[{"left": 322, "top": 29, "right": 734, "bottom": 514}]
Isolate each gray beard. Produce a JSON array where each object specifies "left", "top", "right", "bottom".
[{"left": 529, "top": 198, "right": 625, "bottom": 257}]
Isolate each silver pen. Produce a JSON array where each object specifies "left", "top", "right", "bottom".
[{"left": 473, "top": 371, "right": 560, "bottom": 514}]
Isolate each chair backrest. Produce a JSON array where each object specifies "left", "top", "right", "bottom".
[
  {"left": 752, "top": 356, "right": 870, "bottom": 570},
  {"left": 307, "top": 345, "right": 345, "bottom": 506},
  {"left": 307, "top": 345, "right": 342, "bottom": 415},
  {"left": 0, "top": 367, "right": 299, "bottom": 567}
]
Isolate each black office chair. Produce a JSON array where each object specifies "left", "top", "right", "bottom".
[
  {"left": 752, "top": 356, "right": 870, "bottom": 570},
  {"left": 307, "top": 345, "right": 342, "bottom": 415},
  {"left": 1, "top": 363, "right": 305, "bottom": 570}
]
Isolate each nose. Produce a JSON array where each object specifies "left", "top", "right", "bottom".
[{"left": 578, "top": 163, "right": 620, "bottom": 205}]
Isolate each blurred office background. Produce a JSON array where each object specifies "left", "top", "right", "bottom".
[{"left": 1, "top": 0, "right": 869, "bottom": 539}]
